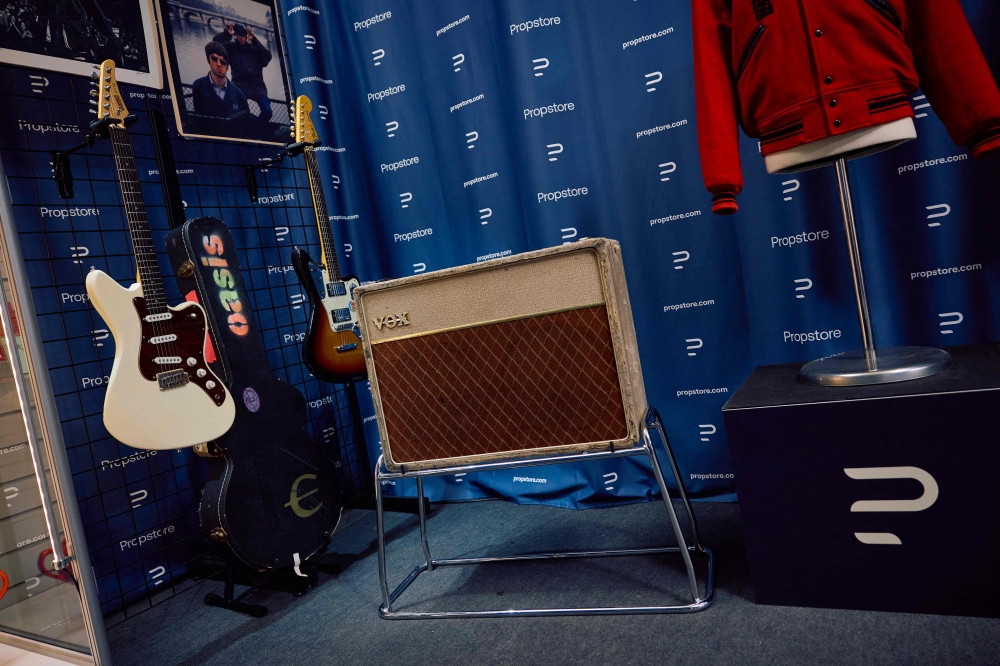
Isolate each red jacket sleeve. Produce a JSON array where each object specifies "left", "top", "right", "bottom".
[
  {"left": 692, "top": 0, "right": 743, "bottom": 215},
  {"left": 903, "top": 0, "right": 1000, "bottom": 159}
]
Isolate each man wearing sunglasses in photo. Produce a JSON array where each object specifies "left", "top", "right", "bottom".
[{"left": 191, "top": 40, "right": 249, "bottom": 121}]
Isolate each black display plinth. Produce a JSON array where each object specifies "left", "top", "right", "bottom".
[{"left": 722, "top": 344, "right": 1000, "bottom": 617}]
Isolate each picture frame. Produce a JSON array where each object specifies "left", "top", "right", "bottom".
[
  {"left": 0, "top": 0, "right": 162, "bottom": 88},
  {"left": 154, "top": 0, "right": 291, "bottom": 145}
]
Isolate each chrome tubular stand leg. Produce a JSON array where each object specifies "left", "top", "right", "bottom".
[
  {"left": 375, "top": 455, "right": 391, "bottom": 614},
  {"left": 836, "top": 157, "right": 878, "bottom": 370},
  {"left": 416, "top": 477, "right": 433, "bottom": 571},
  {"left": 643, "top": 422, "right": 701, "bottom": 602},
  {"left": 373, "top": 407, "right": 713, "bottom": 619},
  {"left": 646, "top": 406, "right": 703, "bottom": 552}
]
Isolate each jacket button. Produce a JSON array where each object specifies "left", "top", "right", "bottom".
[
  {"left": 815, "top": 29, "right": 823, "bottom": 37},
  {"left": 829, "top": 100, "right": 838, "bottom": 108},
  {"left": 834, "top": 119, "right": 842, "bottom": 127},
  {"left": 825, "top": 76, "right": 833, "bottom": 84}
]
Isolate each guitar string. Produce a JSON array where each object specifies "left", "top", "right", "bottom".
[
  {"left": 305, "top": 148, "right": 340, "bottom": 281},
  {"left": 109, "top": 124, "right": 180, "bottom": 363}
]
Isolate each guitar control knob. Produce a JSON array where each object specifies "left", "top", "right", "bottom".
[
  {"left": 205, "top": 380, "right": 216, "bottom": 389},
  {"left": 197, "top": 369, "right": 207, "bottom": 378},
  {"left": 187, "top": 357, "right": 197, "bottom": 366}
]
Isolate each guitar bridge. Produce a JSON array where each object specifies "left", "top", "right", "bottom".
[{"left": 157, "top": 369, "right": 189, "bottom": 391}]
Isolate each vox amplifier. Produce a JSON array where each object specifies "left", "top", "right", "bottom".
[{"left": 354, "top": 238, "right": 647, "bottom": 471}]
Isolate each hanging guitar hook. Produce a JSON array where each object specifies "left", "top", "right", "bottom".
[
  {"left": 50, "top": 115, "right": 139, "bottom": 199},
  {"left": 242, "top": 139, "right": 319, "bottom": 204}
]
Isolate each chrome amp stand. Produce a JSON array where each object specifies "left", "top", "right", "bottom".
[
  {"left": 798, "top": 158, "right": 951, "bottom": 386},
  {"left": 375, "top": 406, "right": 714, "bottom": 619}
]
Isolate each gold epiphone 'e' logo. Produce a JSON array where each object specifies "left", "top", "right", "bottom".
[
  {"left": 285, "top": 474, "right": 323, "bottom": 518},
  {"left": 372, "top": 312, "right": 410, "bottom": 330}
]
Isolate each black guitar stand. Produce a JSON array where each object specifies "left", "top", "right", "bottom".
[{"left": 203, "top": 554, "right": 342, "bottom": 618}]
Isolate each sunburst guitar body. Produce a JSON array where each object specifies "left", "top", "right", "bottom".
[{"left": 288, "top": 95, "right": 367, "bottom": 384}]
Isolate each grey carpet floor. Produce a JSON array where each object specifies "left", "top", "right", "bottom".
[{"left": 107, "top": 500, "right": 1000, "bottom": 666}]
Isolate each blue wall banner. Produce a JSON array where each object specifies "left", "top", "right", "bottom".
[{"left": 281, "top": 0, "right": 1000, "bottom": 508}]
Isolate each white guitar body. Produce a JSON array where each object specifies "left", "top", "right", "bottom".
[
  {"left": 320, "top": 270, "right": 361, "bottom": 335},
  {"left": 86, "top": 270, "right": 236, "bottom": 450}
]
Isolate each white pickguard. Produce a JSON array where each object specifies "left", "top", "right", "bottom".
[
  {"left": 85, "top": 270, "right": 236, "bottom": 450},
  {"left": 319, "top": 270, "right": 361, "bottom": 335}
]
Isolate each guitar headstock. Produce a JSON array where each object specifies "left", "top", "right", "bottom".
[
  {"left": 90, "top": 59, "right": 129, "bottom": 124},
  {"left": 291, "top": 95, "right": 319, "bottom": 144}
]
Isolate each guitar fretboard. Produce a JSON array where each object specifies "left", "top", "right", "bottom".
[
  {"left": 108, "top": 124, "right": 167, "bottom": 314},
  {"left": 304, "top": 147, "right": 341, "bottom": 281}
]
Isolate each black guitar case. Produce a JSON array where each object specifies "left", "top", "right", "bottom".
[{"left": 165, "top": 216, "right": 341, "bottom": 570}]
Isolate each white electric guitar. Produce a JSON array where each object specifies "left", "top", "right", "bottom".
[{"left": 84, "top": 60, "right": 235, "bottom": 450}]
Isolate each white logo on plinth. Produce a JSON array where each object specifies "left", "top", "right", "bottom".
[{"left": 844, "top": 466, "right": 938, "bottom": 545}]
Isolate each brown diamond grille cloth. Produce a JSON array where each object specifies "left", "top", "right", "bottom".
[{"left": 371, "top": 305, "right": 628, "bottom": 464}]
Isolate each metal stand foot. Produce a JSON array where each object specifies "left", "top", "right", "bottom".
[
  {"left": 204, "top": 566, "right": 268, "bottom": 618},
  {"left": 374, "top": 406, "right": 713, "bottom": 619},
  {"left": 798, "top": 158, "right": 951, "bottom": 386}
]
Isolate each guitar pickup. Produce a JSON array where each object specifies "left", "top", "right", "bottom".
[
  {"left": 156, "top": 369, "right": 189, "bottom": 391},
  {"left": 332, "top": 308, "right": 352, "bottom": 323},
  {"left": 336, "top": 343, "right": 358, "bottom": 353},
  {"left": 327, "top": 282, "right": 347, "bottom": 297}
]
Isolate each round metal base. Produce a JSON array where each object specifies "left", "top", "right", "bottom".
[{"left": 798, "top": 346, "right": 952, "bottom": 387}]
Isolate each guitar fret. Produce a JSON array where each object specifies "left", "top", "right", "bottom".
[
  {"left": 109, "top": 125, "right": 167, "bottom": 314},
  {"left": 305, "top": 149, "right": 342, "bottom": 280}
]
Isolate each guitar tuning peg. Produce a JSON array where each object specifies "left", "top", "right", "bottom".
[
  {"left": 89, "top": 99, "right": 97, "bottom": 105},
  {"left": 88, "top": 109, "right": 96, "bottom": 115}
]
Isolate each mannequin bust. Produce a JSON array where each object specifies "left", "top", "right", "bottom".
[{"left": 765, "top": 117, "right": 917, "bottom": 175}]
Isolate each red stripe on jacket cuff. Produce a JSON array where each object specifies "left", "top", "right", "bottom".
[{"left": 970, "top": 125, "right": 1000, "bottom": 159}]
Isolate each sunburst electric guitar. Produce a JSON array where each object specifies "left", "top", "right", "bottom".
[
  {"left": 288, "top": 96, "right": 367, "bottom": 383},
  {"left": 84, "top": 60, "right": 235, "bottom": 450}
]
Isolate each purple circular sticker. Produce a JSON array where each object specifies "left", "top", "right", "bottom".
[{"left": 243, "top": 387, "right": 261, "bottom": 413}]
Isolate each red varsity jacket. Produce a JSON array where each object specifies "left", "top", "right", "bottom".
[{"left": 692, "top": 0, "right": 1000, "bottom": 214}]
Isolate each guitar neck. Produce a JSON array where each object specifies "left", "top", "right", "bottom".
[
  {"left": 303, "top": 147, "right": 342, "bottom": 281},
  {"left": 108, "top": 124, "right": 167, "bottom": 314}
]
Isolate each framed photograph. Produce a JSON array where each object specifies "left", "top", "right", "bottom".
[
  {"left": 0, "top": 0, "right": 161, "bottom": 88},
  {"left": 155, "top": 0, "right": 291, "bottom": 145}
]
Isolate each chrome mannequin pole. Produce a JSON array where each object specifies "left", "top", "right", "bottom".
[
  {"left": 836, "top": 159, "right": 878, "bottom": 371},
  {"left": 798, "top": 158, "right": 952, "bottom": 386}
]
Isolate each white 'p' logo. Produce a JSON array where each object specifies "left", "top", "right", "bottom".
[{"left": 844, "top": 466, "right": 938, "bottom": 545}]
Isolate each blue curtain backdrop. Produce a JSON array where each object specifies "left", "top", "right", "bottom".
[{"left": 281, "top": 0, "right": 1000, "bottom": 506}]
